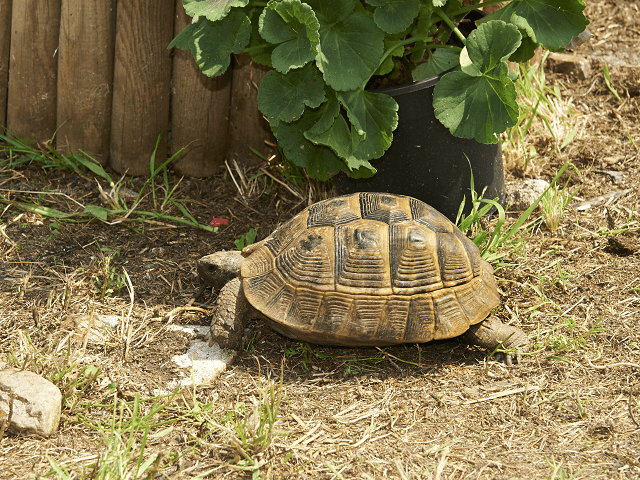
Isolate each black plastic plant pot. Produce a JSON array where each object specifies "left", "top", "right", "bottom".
[{"left": 333, "top": 72, "right": 504, "bottom": 222}]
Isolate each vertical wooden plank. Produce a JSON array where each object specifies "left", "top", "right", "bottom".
[
  {"left": 6, "top": 0, "right": 61, "bottom": 144},
  {"left": 170, "top": 0, "right": 231, "bottom": 177},
  {"left": 110, "top": 0, "right": 175, "bottom": 176},
  {"left": 56, "top": 0, "right": 115, "bottom": 164},
  {"left": 226, "top": 53, "right": 277, "bottom": 167},
  {"left": 0, "top": 0, "right": 12, "bottom": 129}
]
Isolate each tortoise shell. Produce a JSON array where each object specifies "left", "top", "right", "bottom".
[{"left": 241, "top": 193, "right": 500, "bottom": 346}]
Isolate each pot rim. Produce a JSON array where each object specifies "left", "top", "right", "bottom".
[
  {"left": 371, "top": 67, "right": 450, "bottom": 96},
  {"left": 371, "top": 9, "right": 487, "bottom": 97}
]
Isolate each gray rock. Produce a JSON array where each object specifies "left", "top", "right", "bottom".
[
  {"left": 505, "top": 179, "right": 550, "bottom": 212},
  {"left": 547, "top": 52, "right": 591, "bottom": 80},
  {"left": 0, "top": 369, "right": 62, "bottom": 437}
]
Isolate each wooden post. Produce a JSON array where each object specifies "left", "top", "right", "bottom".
[
  {"left": 0, "top": 0, "right": 12, "bottom": 129},
  {"left": 56, "top": 0, "right": 115, "bottom": 165},
  {"left": 110, "top": 0, "right": 175, "bottom": 176},
  {"left": 6, "top": 0, "right": 62, "bottom": 144},
  {"left": 170, "top": 0, "right": 231, "bottom": 177},
  {"left": 226, "top": 53, "right": 277, "bottom": 167}
]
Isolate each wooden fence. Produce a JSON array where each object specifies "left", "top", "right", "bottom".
[{"left": 0, "top": 0, "right": 276, "bottom": 176}]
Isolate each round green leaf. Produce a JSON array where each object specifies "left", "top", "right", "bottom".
[
  {"left": 412, "top": 48, "right": 460, "bottom": 81},
  {"left": 276, "top": 115, "right": 347, "bottom": 181},
  {"left": 338, "top": 90, "right": 398, "bottom": 160},
  {"left": 183, "top": 0, "right": 249, "bottom": 22},
  {"left": 304, "top": 93, "right": 341, "bottom": 136},
  {"left": 433, "top": 65, "right": 519, "bottom": 144},
  {"left": 486, "top": 0, "right": 589, "bottom": 50},
  {"left": 259, "top": 0, "right": 320, "bottom": 73},
  {"left": 464, "top": 20, "right": 521, "bottom": 75},
  {"left": 307, "top": 0, "right": 384, "bottom": 91},
  {"left": 174, "top": 13, "right": 251, "bottom": 77},
  {"left": 368, "top": 0, "right": 421, "bottom": 34},
  {"left": 257, "top": 63, "right": 326, "bottom": 124}
]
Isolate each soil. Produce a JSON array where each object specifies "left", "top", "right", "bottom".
[{"left": 1, "top": 1, "right": 640, "bottom": 478}]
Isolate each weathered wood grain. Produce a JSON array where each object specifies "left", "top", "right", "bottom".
[
  {"left": 170, "top": 0, "right": 231, "bottom": 177},
  {"left": 110, "top": 0, "right": 175, "bottom": 175},
  {"left": 0, "top": 0, "right": 12, "bottom": 129},
  {"left": 56, "top": 0, "right": 115, "bottom": 164},
  {"left": 226, "top": 53, "right": 277, "bottom": 167},
  {"left": 6, "top": 0, "right": 62, "bottom": 144}
]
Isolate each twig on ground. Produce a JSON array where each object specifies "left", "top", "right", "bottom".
[{"left": 586, "top": 352, "right": 640, "bottom": 370}]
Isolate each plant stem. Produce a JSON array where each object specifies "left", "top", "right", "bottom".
[
  {"left": 434, "top": 7, "right": 466, "bottom": 45},
  {"left": 361, "top": 35, "right": 423, "bottom": 90},
  {"left": 426, "top": 44, "right": 460, "bottom": 51}
]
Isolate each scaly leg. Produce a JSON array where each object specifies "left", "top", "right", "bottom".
[
  {"left": 208, "top": 277, "right": 252, "bottom": 350},
  {"left": 464, "top": 315, "right": 530, "bottom": 365}
]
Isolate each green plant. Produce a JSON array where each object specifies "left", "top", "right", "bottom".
[
  {"left": 544, "top": 455, "right": 585, "bottom": 480},
  {"left": 212, "top": 377, "right": 286, "bottom": 478},
  {"left": 629, "top": 131, "right": 638, "bottom": 151},
  {"left": 457, "top": 162, "right": 578, "bottom": 264},
  {"left": 0, "top": 134, "right": 215, "bottom": 232},
  {"left": 285, "top": 342, "right": 336, "bottom": 369},
  {"left": 170, "top": 0, "right": 589, "bottom": 181},
  {"left": 602, "top": 65, "right": 621, "bottom": 102},
  {"left": 540, "top": 185, "right": 567, "bottom": 231},
  {"left": 7, "top": 331, "right": 101, "bottom": 410},
  {"left": 235, "top": 227, "right": 258, "bottom": 251},
  {"left": 343, "top": 351, "right": 386, "bottom": 375},
  {"left": 93, "top": 246, "right": 127, "bottom": 298},
  {"left": 504, "top": 52, "right": 580, "bottom": 173},
  {"left": 48, "top": 393, "right": 182, "bottom": 479}
]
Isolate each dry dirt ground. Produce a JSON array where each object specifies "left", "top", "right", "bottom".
[{"left": 1, "top": 2, "right": 640, "bottom": 479}]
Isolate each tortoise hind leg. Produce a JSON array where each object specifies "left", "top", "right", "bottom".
[
  {"left": 208, "top": 277, "right": 251, "bottom": 350},
  {"left": 464, "top": 316, "right": 530, "bottom": 366}
]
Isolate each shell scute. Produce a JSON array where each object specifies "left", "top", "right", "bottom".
[
  {"left": 409, "top": 197, "right": 453, "bottom": 233},
  {"left": 313, "top": 292, "right": 354, "bottom": 337},
  {"left": 359, "top": 192, "right": 411, "bottom": 225},
  {"left": 453, "top": 228, "right": 483, "bottom": 277},
  {"left": 432, "top": 289, "right": 471, "bottom": 339},
  {"left": 240, "top": 244, "right": 274, "bottom": 279},
  {"left": 264, "top": 211, "right": 308, "bottom": 256},
  {"left": 455, "top": 276, "right": 497, "bottom": 325},
  {"left": 404, "top": 293, "right": 436, "bottom": 342},
  {"left": 334, "top": 220, "right": 392, "bottom": 295},
  {"left": 437, "top": 231, "right": 474, "bottom": 287},
  {"left": 286, "top": 288, "right": 323, "bottom": 328},
  {"left": 243, "top": 269, "right": 287, "bottom": 312},
  {"left": 389, "top": 222, "right": 442, "bottom": 294},
  {"left": 307, "top": 194, "right": 360, "bottom": 228},
  {"left": 275, "top": 227, "right": 334, "bottom": 291}
]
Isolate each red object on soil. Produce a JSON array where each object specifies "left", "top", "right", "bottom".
[{"left": 210, "top": 218, "right": 229, "bottom": 227}]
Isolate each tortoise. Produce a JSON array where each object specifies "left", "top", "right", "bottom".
[{"left": 198, "top": 193, "right": 529, "bottom": 364}]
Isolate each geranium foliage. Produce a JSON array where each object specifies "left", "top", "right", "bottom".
[{"left": 171, "top": 0, "right": 589, "bottom": 180}]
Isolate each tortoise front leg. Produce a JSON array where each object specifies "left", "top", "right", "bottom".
[
  {"left": 464, "top": 315, "right": 530, "bottom": 366},
  {"left": 208, "top": 277, "right": 251, "bottom": 350}
]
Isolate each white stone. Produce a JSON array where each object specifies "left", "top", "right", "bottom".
[
  {"left": 74, "top": 314, "right": 120, "bottom": 344},
  {"left": 505, "top": 179, "right": 550, "bottom": 212},
  {"left": 0, "top": 369, "right": 62, "bottom": 437},
  {"left": 153, "top": 325, "right": 235, "bottom": 395}
]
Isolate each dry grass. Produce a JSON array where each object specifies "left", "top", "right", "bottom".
[{"left": 2, "top": 2, "right": 640, "bottom": 478}]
